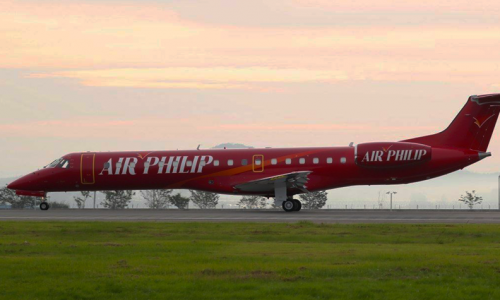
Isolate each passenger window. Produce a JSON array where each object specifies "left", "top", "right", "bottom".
[
  {"left": 104, "top": 162, "right": 111, "bottom": 169},
  {"left": 299, "top": 158, "right": 305, "bottom": 164},
  {"left": 271, "top": 158, "right": 277, "bottom": 165},
  {"left": 214, "top": 160, "right": 219, "bottom": 166},
  {"left": 186, "top": 161, "right": 192, "bottom": 167},
  {"left": 200, "top": 161, "right": 206, "bottom": 166},
  {"left": 241, "top": 159, "right": 248, "bottom": 166},
  {"left": 327, "top": 157, "right": 333, "bottom": 164},
  {"left": 255, "top": 159, "right": 262, "bottom": 165},
  {"left": 173, "top": 161, "right": 179, "bottom": 167},
  {"left": 228, "top": 159, "right": 234, "bottom": 166},
  {"left": 313, "top": 158, "right": 319, "bottom": 164},
  {"left": 340, "top": 157, "right": 346, "bottom": 164},
  {"left": 286, "top": 158, "right": 291, "bottom": 165}
]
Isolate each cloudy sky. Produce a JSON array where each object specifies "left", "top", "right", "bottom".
[{"left": 1, "top": 0, "right": 500, "bottom": 177}]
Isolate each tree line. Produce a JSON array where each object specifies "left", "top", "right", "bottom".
[
  {"left": 82, "top": 190, "right": 329, "bottom": 210},
  {"left": 0, "top": 184, "right": 486, "bottom": 210},
  {"left": 237, "top": 192, "right": 328, "bottom": 210},
  {"left": 0, "top": 187, "right": 69, "bottom": 209},
  {"left": 93, "top": 190, "right": 215, "bottom": 210},
  {"left": 0, "top": 185, "right": 329, "bottom": 210}
]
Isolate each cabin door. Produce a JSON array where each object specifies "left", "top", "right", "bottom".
[
  {"left": 80, "top": 154, "right": 95, "bottom": 184},
  {"left": 252, "top": 155, "right": 264, "bottom": 172}
]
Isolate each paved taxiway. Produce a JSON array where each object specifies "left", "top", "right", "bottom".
[{"left": 1, "top": 209, "right": 500, "bottom": 223}]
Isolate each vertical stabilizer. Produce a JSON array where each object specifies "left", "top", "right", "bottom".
[{"left": 403, "top": 94, "right": 500, "bottom": 151}]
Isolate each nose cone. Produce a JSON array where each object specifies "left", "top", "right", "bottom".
[{"left": 7, "top": 174, "right": 36, "bottom": 191}]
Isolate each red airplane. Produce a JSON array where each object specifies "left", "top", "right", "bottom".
[{"left": 7, "top": 94, "right": 500, "bottom": 212}]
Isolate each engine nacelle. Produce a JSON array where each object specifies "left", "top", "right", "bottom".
[{"left": 355, "top": 142, "right": 431, "bottom": 168}]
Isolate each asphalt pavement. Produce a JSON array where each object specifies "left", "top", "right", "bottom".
[{"left": 1, "top": 209, "right": 500, "bottom": 223}]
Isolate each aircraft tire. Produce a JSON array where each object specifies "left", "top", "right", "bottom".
[
  {"left": 293, "top": 200, "right": 302, "bottom": 211},
  {"left": 282, "top": 200, "right": 296, "bottom": 212},
  {"left": 40, "top": 202, "right": 50, "bottom": 211}
]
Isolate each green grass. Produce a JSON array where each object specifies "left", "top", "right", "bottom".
[{"left": 1, "top": 221, "right": 500, "bottom": 300}]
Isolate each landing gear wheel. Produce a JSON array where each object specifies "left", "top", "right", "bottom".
[
  {"left": 293, "top": 200, "right": 302, "bottom": 211},
  {"left": 282, "top": 200, "right": 296, "bottom": 212},
  {"left": 40, "top": 202, "right": 50, "bottom": 211}
]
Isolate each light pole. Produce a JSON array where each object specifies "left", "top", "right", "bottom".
[{"left": 386, "top": 192, "right": 397, "bottom": 211}]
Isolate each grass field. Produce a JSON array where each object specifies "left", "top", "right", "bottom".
[{"left": 1, "top": 222, "right": 500, "bottom": 300}]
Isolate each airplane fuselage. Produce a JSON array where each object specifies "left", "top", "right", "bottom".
[{"left": 9, "top": 145, "right": 485, "bottom": 196}]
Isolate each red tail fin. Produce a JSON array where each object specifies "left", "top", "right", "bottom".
[{"left": 403, "top": 94, "right": 500, "bottom": 151}]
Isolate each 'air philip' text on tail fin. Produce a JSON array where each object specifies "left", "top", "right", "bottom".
[{"left": 403, "top": 94, "right": 500, "bottom": 152}]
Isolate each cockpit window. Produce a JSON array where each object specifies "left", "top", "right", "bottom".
[
  {"left": 45, "top": 158, "right": 62, "bottom": 168},
  {"left": 44, "top": 158, "right": 70, "bottom": 169}
]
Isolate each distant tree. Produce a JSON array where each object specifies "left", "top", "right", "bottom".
[
  {"left": 0, "top": 186, "right": 7, "bottom": 205},
  {"left": 100, "top": 190, "right": 135, "bottom": 209},
  {"left": 409, "top": 192, "right": 430, "bottom": 209},
  {"left": 168, "top": 193, "right": 190, "bottom": 209},
  {"left": 50, "top": 201, "right": 70, "bottom": 209},
  {"left": 73, "top": 191, "right": 91, "bottom": 209},
  {"left": 189, "top": 190, "right": 219, "bottom": 209},
  {"left": 299, "top": 191, "right": 328, "bottom": 209},
  {"left": 238, "top": 195, "right": 267, "bottom": 209},
  {"left": 141, "top": 189, "right": 172, "bottom": 209},
  {"left": 0, "top": 186, "right": 36, "bottom": 209},
  {"left": 459, "top": 190, "right": 483, "bottom": 210},
  {"left": 269, "top": 200, "right": 281, "bottom": 209}
]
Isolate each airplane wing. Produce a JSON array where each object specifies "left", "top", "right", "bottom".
[{"left": 234, "top": 171, "right": 312, "bottom": 193}]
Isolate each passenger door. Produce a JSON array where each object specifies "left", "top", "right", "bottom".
[
  {"left": 80, "top": 154, "right": 95, "bottom": 184},
  {"left": 252, "top": 155, "right": 264, "bottom": 173}
]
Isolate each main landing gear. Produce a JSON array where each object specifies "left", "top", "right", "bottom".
[
  {"left": 282, "top": 199, "right": 302, "bottom": 212},
  {"left": 274, "top": 177, "right": 302, "bottom": 212},
  {"left": 39, "top": 199, "right": 50, "bottom": 211}
]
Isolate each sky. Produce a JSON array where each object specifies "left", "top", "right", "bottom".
[{"left": 1, "top": 0, "right": 500, "bottom": 177}]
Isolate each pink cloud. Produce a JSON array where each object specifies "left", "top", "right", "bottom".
[
  {"left": 1, "top": 0, "right": 499, "bottom": 92},
  {"left": 28, "top": 67, "right": 350, "bottom": 90},
  {"left": 293, "top": 0, "right": 500, "bottom": 13},
  {"left": 205, "top": 123, "right": 437, "bottom": 132},
  {"left": 0, "top": 117, "right": 438, "bottom": 141}
]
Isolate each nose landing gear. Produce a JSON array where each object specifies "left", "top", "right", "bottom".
[{"left": 39, "top": 199, "right": 50, "bottom": 211}]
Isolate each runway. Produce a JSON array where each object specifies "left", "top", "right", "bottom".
[{"left": 1, "top": 209, "right": 500, "bottom": 223}]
